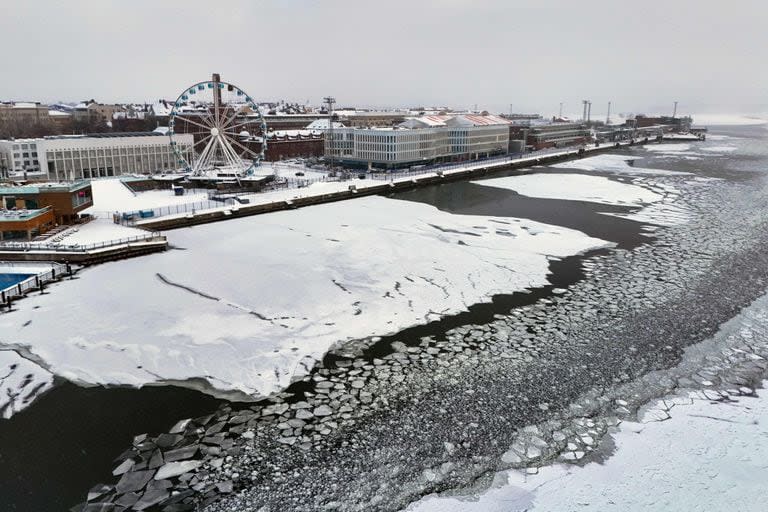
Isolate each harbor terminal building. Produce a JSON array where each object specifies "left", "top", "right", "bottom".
[
  {"left": 0, "top": 132, "right": 194, "bottom": 181},
  {"left": 324, "top": 114, "right": 511, "bottom": 169}
]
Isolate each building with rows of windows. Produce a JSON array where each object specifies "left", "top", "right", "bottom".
[
  {"left": 325, "top": 114, "right": 510, "bottom": 169},
  {"left": 0, "top": 132, "right": 193, "bottom": 181}
]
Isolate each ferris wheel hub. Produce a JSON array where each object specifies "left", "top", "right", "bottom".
[{"left": 210, "top": 127, "right": 220, "bottom": 136}]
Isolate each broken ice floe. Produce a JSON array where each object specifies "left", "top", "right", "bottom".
[{"left": 0, "top": 349, "right": 53, "bottom": 419}]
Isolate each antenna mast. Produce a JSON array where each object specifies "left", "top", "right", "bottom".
[{"left": 323, "top": 96, "right": 336, "bottom": 173}]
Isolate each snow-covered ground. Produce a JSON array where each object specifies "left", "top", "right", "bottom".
[
  {"left": 253, "top": 162, "right": 329, "bottom": 181},
  {"left": 0, "top": 196, "right": 611, "bottom": 400},
  {"left": 0, "top": 349, "right": 54, "bottom": 419},
  {"left": 405, "top": 385, "right": 768, "bottom": 512},
  {"left": 472, "top": 174, "right": 661, "bottom": 206},
  {"left": 58, "top": 220, "right": 148, "bottom": 246},
  {"left": 84, "top": 179, "right": 209, "bottom": 217},
  {"left": 28, "top": 218, "right": 148, "bottom": 247}
]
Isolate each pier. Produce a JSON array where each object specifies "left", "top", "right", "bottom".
[{"left": 0, "top": 233, "right": 168, "bottom": 264}]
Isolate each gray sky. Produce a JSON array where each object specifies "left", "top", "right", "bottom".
[{"left": 2, "top": 0, "right": 765, "bottom": 118}]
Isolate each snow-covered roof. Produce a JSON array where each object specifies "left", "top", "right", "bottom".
[
  {"left": 11, "top": 102, "right": 41, "bottom": 109},
  {"left": 268, "top": 129, "right": 322, "bottom": 138},
  {"left": 151, "top": 101, "right": 173, "bottom": 117},
  {"left": 448, "top": 114, "right": 510, "bottom": 127},
  {"left": 344, "top": 111, "right": 408, "bottom": 117},
  {"left": 113, "top": 111, "right": 146, "bottom": 120},
  {"left": 399, "top": 114, "right": 509, "bottom": 129},
  {"left": 306, "top": 119, "right": 345, "bottom": 130},
  {"left": 400, "top": 115, "right": 453, "bottom": 128}
]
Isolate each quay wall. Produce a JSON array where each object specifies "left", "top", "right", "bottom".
[{"left": 138, "top": 139, "right": 662, "bottom": 232}]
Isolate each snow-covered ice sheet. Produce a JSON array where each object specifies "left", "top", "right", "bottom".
[
  {"left": 701, "top": 145, "right": 739, "bottom": 153},
  {"left": 552, "top": 154, "right": 691, "bottom": 176},
  {"left": 643, "top": 143, "right": 693, "bottom": 153},
  {"left": 405, "top": 385, "right": 768, "bottom": 512},
  {"left": 473, "top": 172, "right": 690, "bottom": 227},
  {"left": 691, "top": 113, "right": 767, "bottom": 126},
  {"left": 0, "top": 349, "right": 54, "bottom": 419},
  {"left": 0, "top": 196, "right": 611, "bottom": 399},
  {"left": 472, "top": 174, "right": 660, "bottom": 206}
]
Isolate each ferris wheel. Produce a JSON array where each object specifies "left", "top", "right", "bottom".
[{"left": 168, "top": 74, "right": 267, "bottom": 176}]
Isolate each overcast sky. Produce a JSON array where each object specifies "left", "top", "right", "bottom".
[{"left": 1, "top": 0, "right": 765, "bottom": 118}]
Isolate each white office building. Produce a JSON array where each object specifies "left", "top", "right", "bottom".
[
  {"left": 0, "top": 132, "right": 193, "bottom": 181},
  {"left": 326, "top": 114, "right": 510, "bottom": 169}
]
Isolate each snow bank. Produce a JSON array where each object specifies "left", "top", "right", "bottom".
[
  {"left": 552, "top": 154, "right": 691, "bottom": 176},
  {"left": 472, "top": 174, "right": 661, "bottom": 206},
  {"left": 405, "top": 385, "right": 768, "bottom": 512},
  {"left": 0, "top": 196, "right": 611, "bottom": 400}
]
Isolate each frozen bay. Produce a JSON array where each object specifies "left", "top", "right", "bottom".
[{"left": 0, "top": 196, "right": 610, "bottom": 402}]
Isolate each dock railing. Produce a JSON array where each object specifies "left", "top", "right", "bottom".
[
  {"left": 0, "top": 232, "right": 164, "bottom": 253},
  {"left": 0, "top": 262, "right": 69, "bottom": 302}
]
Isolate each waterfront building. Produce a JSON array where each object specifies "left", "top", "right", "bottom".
[
  {"left": 632, "top": 114, "right": 692, "bottom": 131},
  {"left": 509, "top": 122, "right": 592, "bottom": 150},
  {"left": 326, "top": 114, "right": 510, "bottom": 169},
  {"left": 0, "top": 132, "right": 194, "bottom": 181},
  {"left": 235, "top": 130, "right": 326, "bottom": 161},
  {"left": 0, "top": 181, "right": 92, "bottom": 239}
]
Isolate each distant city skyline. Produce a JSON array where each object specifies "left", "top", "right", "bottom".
[{"left": 1, "top": 0, "right": 765, "bottom": 119}]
